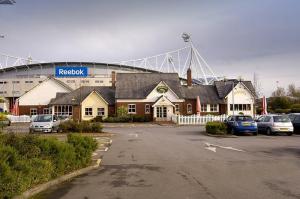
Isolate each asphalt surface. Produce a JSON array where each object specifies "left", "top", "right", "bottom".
[{"left": 35, "top": 126, "right": 300, "bottom": 199}]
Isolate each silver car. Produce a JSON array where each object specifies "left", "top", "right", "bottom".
[
  {"left": 256, "top": 114, "right": 294, "bottom": 136},
  {"left": 29, "top": 114, "right": 61, "bottom": 133}
]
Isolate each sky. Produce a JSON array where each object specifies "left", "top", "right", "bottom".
[{"left": 0, "top": 0, "right": 300, "bottom": 96}]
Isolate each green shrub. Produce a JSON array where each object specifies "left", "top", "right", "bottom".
[
  {"left": 291, "top": 108, "right": 300, "bottom": 113},
  {"left": 117, "top": 106, "right": 128, "bottom": 117},
  {"left": 205, "top": 121, "right": 227, "bottom": 135},
  {"left": 103, "top": 115, "right": 152, "bottom": 123},
  {"left": 91, "top": 116, "right": 103, "bottom": 122},
  {"left": 274, "top": 109, "right": 291, "bottom": 114},
  {"left": 67, "top": 134, "right": 97, "bottom": 167},
  {"left": 59, "top": 120, "right": 103, "bottom": 133},
  {"left": 0, "top": 134, "right": 98, "bottom": 198}
]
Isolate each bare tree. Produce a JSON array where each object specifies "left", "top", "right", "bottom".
[
  {"left": 272, "top": 87, "right": 286, "bottom": 97},
  {"left": 287, "top": 84, "right": 300, "bottom": 97}
]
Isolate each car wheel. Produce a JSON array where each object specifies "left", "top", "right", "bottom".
[
  {"left": 253, "top": 131, "right": 258, "bottom": 136},
  {"left": 231, "top": 128, "right": 237, "bottom": 135},
  {"left": 287, "top": 132, "right": 293, "bottom": 136},
  {"left": 266, "top": 128, "right": 272, "bottom": 136}
]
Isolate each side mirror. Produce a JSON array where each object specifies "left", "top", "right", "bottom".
[{"left": 53, "top": 119, "right": 57, "bottom": 122}]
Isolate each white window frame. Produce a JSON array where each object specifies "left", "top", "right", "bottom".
[
  {"left": 54, "top": 105, "right": 72, "bottom": 116},
  {"left": 97, "top": 107, "right": 105, "bottom": 116},
  {"left": 175, "top": 104, "right": 180, "bottom": 113},
  {"left": 210, "top": 104, "right": 218, "bottom": 112},
  {"left": 43, "top": 108, "right": 51, "bottom": 114},
  {"left": 30, "top": 108, "right": 37, "bottom": 116},
  {"left": 85, "top": 107, "right": 93, "bottom": 116},
  {"left": 128, "top": 104, "right": 136, "bottom": 114},
  {"left": 187, "top": 104, "right": 192, "bottom": 114},
  {"left": 145, "top": 104, "right": 150, "bottom": 114},
  {"left": 201, "top": 104, "right": 207, "bottom": 112}
]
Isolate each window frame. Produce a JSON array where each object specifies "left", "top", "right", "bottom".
[
  {"left": 128, "top": 104, "right": 136, "bottom": 114},
  {"left": 84, "top": 107, "right": 93, "bottom": 116},
  {"left": 210, "top": 104, "right": 218, "bottom": 112},
  {"left": 97, "top": 107, "right": 105, "bottom": 116},
  {"left": 145, "top": 104, "right": 150, "bottom": 114},
  {"left": 30, "top": 108, "right": 37, "bottom": 116},
  {"left": 201, "top": 104, "right": 207, "bottom": 112},
  {"left": 187, "top": 103, "right": 192, "bottom": 114},
  {"left": 175, "top": 104, "right": 180, "bottom": 113}
]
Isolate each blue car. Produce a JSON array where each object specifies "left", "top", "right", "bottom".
[{"left": 225, "top": 115, "right": 258, "bottom": 135}]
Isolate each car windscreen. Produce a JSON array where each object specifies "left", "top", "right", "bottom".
[
  {"left": 273, "top": 116, "right": 291, "bottom": 123},
  {"left": 235, "top": 116, "right": 253, "bottom": 122},
  {"left": 34, "top": 115, "right": 52, "bottom": 122}
]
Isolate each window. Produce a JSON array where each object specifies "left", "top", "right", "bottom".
[
  {"left": 85, "top": 107, "right": 93, "bottom": 116},
  {"left": 25, "top": 81, "right": 33, "bottom": 83},
  {"left": 264, "top": 116, "right": 271, "bottom": 122},
  {"left": 97, "top": 108, "right": 105, "bottom": 116},
  {"left": 0, "top": 81, "right": 7, "bottom": 84},
  {"left": 54, "top": 105, "right": 72, "bottom": 116},
  {"left": 187, "top": 104, "right": 192, "bottom": 114},
  {"left": 30, "top": 108, "right": 37, "bottom": 116},
  {"left": 201, "top": 104, "right": 207, "bottom": 112},
  {"left": 0, "top": 91, "right": 7, "bottom": 94},
  {"left": 230, "top": 104, "right": 251, "bottom": 111},
  {"left": 175, "top": 104, "right": 180, "bottom": 113},
  {"left": 128, "top": 104, "right": 136, "bottom": 114},
  {"left": 210, "top": 104, "right": 218, "bottom": 112},
  {"left": 95, "top": 80, "right": 104, "bottom": 83},
  {"left": 145, "top": 104, "right": 150, "bottom": 114},
  {"left": 12, "top": 91, "right": 20, "bottom": 94},
  {"left": 67, "top": 80, "right": 75, "bottom": 83},
  {"left": 12, "top": 81, "right": 20, "bottom": 84},
  {"left": 43, "top": 108, "right": 51, "bottom": 114}
]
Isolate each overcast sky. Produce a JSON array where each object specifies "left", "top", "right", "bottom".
[{"left": 1, "top": 0, "right": 300, "bottom": 96}]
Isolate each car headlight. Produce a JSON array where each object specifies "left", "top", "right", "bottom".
[{"left": 44, "top": 125, "right": 51, "bottom": 128}]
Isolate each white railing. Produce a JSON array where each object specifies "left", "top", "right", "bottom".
[
  {"left": 172, "top": 114, "right": 227, "bottom": 125},
  {"left": 7, "top": 115, "right": 32, "bottom": 123}
]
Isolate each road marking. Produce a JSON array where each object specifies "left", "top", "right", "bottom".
[
  {"left": 205, "top": 146, "right": 217, "bottom": 152},
  {"left": 129, "top": 133, "right": 138, "bottom": 138},
  {"left": 204, "top": 142, "right": 245, "bottom": 152}
]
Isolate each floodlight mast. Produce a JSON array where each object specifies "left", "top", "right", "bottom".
[{"left": 181, "top": 32, "right": 219, "bottom": 85}]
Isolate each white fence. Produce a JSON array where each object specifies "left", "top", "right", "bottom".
[
  {"left": 172, "top": 114, "right": 228, "bottom": 125},
  {"left": 7, "top": 115, "right": 32, "bottom": 123}
]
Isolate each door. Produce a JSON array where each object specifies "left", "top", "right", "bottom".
[{"left": 156, "top": 106, "right": 167, "bottom": 121}]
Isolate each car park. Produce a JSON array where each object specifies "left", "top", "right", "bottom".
[
  {"left": 29, "top": 114, "right": 61, "bottom": 133},
  {"left": 288, "top": 113, "right": 300, "bottom": 134},
  {"left": 256, "top": 115, "right": 293, "bottom": 136},
  {"left": 225, "top": 115, "right": 258, "bottom": 135}
]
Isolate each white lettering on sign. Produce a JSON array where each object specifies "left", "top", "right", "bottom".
[{"left": 58, "top": 69, "right": 84, "bottom": 75}]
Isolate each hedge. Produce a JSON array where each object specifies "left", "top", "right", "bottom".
[
  {"left": 205, "top": 121, "right": 227, "bottom": 135},
  {"left": 0, "top": 134, "right": 97, "bottom": 198},
  {"left": 59, "top": 120, "right": 103, "bottom": 133},
  {"left": 103, "top": 115, "right": 152, "bottom": 123}
]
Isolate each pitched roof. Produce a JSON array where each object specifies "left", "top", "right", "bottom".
[
  {"left": 182, "top": 85, "right": 224, "bottom": 104},
  {"left": 49, "top": 86, "right": 115, "bottom": 105},
  {"left": 214, "top": 80, "right": 255, "bottom": 98},
  {"left": 115, "top": 73, "right": 184, "bottom": 99}
]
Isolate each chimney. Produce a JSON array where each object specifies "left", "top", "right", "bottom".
[
  {"left": 111, "top": 71, "right": 116, "bottom": 88},
  {"left": 187, "top": 68, "right": 192, "bottom": 87}
]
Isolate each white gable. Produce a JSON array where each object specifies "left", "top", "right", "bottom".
[
  {"left": 19, "top": 79, "right": 71, "bottom": 106},
  {"left": 226, "top": 82, "right": 254, "bottom": 104},
  {"left": 146, "top": 81, "right": 184, "bottom": 103},
  {"left": 152, "top": 96, "right": 175, "bottom": 107}
]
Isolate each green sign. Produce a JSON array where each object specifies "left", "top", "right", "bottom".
[{"left": 156, "top": 85, "right": 168, "bottom": 93}]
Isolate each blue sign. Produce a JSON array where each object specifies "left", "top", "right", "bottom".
[{"left": 55, "top": 66, "right": 88, "bottom": 77}]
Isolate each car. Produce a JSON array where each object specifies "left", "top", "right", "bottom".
[
  {"left": 225, "top": 115, "right": 258, "bottom": 135},
  {"left": 29, "top": 114, "right": 61, "bottom": 133},
  {"left": 256, "top": 114, "right": 293, "bottom": 136},
  {"left": 288, "top": 113, "right": 300, "bottom": 134}
]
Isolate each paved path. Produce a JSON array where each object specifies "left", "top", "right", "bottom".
[{"left": 36, "top": 126, "right": 300, "bottom": 199}]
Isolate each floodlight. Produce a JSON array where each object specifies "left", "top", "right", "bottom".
[{"left": 182, "top": 32, "right": 191, "bottom": 42}]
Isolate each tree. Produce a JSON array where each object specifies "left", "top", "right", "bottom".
[
  {"left": 287, "top": 84, "right": 300, "bottom": 97},
  {"left": 272, "top": 87, "right": 286, "bottom": 97},
  {"left": 270, "top": 97, "right": 292, "bottom": 110}
]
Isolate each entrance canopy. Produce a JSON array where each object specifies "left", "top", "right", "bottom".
[{"left": 152, "top": 95, "right": 175, "bottom": 107}]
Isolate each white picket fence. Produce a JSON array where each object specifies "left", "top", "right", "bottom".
[
  {"left": 6, "top": 115, "right": 33, "bottom": 123},
  {"left": 172, "top": 114, "right": 228, "bottom": 125}
]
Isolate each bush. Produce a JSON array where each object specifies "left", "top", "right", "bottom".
[
  {"left": 205, "top": 121, "right": 227, "bottom": 135},
  {"left": 59, "top": 120, "right": 103, "bottom": 133},
  {"left": 103, "top": 115, "right": 152, "bottom": 123},
  {"left": 0, "top": 133, "right": 98, "bottom": 198},
  {"left": 274, "top": 109, "right": 291, "bottom": 114},
  {"left": 91, "top": 116, "right": 103, "bottom": 122}
]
